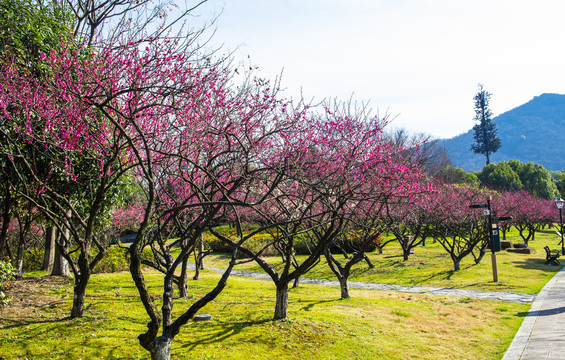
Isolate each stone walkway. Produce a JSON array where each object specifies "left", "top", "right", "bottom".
[
  {"left": 503, "top": 266, "right": 565, "bottom": 359},
  {"left": 201, "top": 266, "right": 534, "bottom": 303}
]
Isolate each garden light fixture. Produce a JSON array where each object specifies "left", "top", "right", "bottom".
[{"left": 555, "top": 198, "right": 565, "bottom": 255}]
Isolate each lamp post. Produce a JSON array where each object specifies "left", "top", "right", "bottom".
[
  {"left": 470, "top": 197, "right": 499, "bottom": 282},
  {"left": 555, "top": 198, "right": 565, "bottom": 255}
]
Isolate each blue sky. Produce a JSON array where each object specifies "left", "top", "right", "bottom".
[{"left": 191, "top": 0, "right": 565, "bottom": 138}]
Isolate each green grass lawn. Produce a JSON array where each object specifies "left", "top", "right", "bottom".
[
  {"left": 203, "top": 227, "right": 564, "bottom": 294},
  {"left": 1, "top": 270, "right": 528, "bottom": 360},
  {"left": 1, "top": 227, "right": 561, "bottom": 359}
]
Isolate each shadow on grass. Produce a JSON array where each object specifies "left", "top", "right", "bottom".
[
  {"left": 300, "top": 299, "right": 339, "bottom": 312},
  {"left": 179, "top": 318, "right": 273, "bottom": 350},
  {"left": 0, "top": 314, "right": 106, "bottom": 351},
  {"left": 417, "top": 268, "right": 459, "bottom": 284},
  {"left": 352, "top": 261, "right": 464, "bottom": 287},
  {"left": 536, "top": 228, "right": 560, "bottom": 235},
  {"left": 382, "top": 255, "right": 406, "bottom": 262},
  {"left": 353, "top": 267, "right": 393, "bottom": 276},
  {"left": 511, "top": 258, "right": 565, "bottom": 272},
  {"left": 0, "top": 316, "right": 71, "bottom": 331}
]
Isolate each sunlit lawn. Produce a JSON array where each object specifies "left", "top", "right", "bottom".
[{"left": 1, "top": 270, "right": 528, "bottom": 360}]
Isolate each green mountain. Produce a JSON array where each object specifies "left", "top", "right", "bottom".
[{"left": 441, "top": 93, "right": 565, "bottom": 172}]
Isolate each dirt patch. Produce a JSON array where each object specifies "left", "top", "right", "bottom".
[{"left": 1, "top": 276, "right": 72, "bottom": 324}]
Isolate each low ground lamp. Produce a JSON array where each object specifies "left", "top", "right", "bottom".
[{"left": 555, "top": 198, "right": 565, "bottom": 255}]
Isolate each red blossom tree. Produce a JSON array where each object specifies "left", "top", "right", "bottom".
[
  {"left": 423, "top": 184, "right": 490, "bottom": 271},
  {"left": 212, "top": 105, "right": 429, "bottom": 309},
  {"left": 53, "top": 37, "right": 308, "bottom": 358},
  {"left": 501, "top": 191, "right": 554, "bottom": 245},
  {"left": 0, "top": 43, "right": 137, "bottom": 317}
]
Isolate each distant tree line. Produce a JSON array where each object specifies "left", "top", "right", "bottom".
[{"left": 435, "top": 160, "right": 562, "bottom": 200}]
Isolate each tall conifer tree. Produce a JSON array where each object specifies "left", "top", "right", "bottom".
[{"left": 471, "top": 84, "right": 501, "bottom": 165}]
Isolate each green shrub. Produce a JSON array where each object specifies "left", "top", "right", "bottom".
[
  {"left": 207, "top": 231, "right": 314, "bottom": 257},
  {"left": 0, "top": 259, "right": 16, "bottom": 306},
  {"left": 93, "top": 246, "right": 129, "bottom": 273},
  {"left": 0, "top": 259, "right": 15, "bottom": 281},
  {"left": 239, "top": 233, "right": 277, "bottom": 257},
  {"left": 207, "top": 236, "right": 233, "bottom": 253},
  {"left": 206, "top": 229, "right": 281, "bottom": 257},
  {"left": 23, "top": 248, "right": 44, "bottom": 272},
  {"left": 294, "top": 234, "right": 313, "bottom": 255},
  {"left": 93, "top": 245, "right": 154, "bottom": 273}
]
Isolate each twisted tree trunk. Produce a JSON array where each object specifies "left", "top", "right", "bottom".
[{"left": 71, "top": 271, "right": 89, "bottom": 318}]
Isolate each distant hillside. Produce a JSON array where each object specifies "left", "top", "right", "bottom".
[{"left": 441, "top": 93, "right": 565, "bottom": 172}]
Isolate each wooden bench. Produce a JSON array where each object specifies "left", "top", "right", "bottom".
[{"left": 544, "top": 246, "right": 560, "bottom": 265}]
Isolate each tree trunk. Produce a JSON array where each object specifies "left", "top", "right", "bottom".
[
  {"left": 193, "top": 238, "right": 201, "bottom": 280},
  {"left": 193, "top": 234, "right": 205, "bottom": 280},
  {"left": 474, "top": 247, "right": 487, "bottom": 265},
  {"left": 0, "top": 186, "right": 12, "bottom": 260},
  {"left": 15, "top": 238, "right": 24, "bottom": 277},
  {"left": 363, "top": 254, "right": 375, "bottom": 269},
  {"left": 14, "top": 217, "right": 32, "bottom": 277},
  {"left": 339, "top": 277, "right": 350, "bottom": 299},
  {"left": 403, "top": 248, "right": 410, "bottom": 261},
  {"left": 150, "top": 336, "right": 172, "bottom": 360},
  {"left": 198, "top": 233, "right": 204, "bottom": 270},
  {"left": 71, "top": 272, "right": 89, "bottom": 318},
  {"left": 292, "top": 276, "right": 300, "bottom": 288},
  {"left": 178, "top": 254, "right": 189, "bottom": 298},
  {"left": 274, "top": 282, "right": 289, "bottom": 320},
  {"left": 192, "top": 260, "right": 201, "bottom": 280},
  {"left": 51, "top": 242, "right": 69, "bottom": 276},
  {"left": 42, "top": 226, "right": 56, "bottom": 272},
  {"left": 453, "top": 259, "right": 461, "bottom": 271}
]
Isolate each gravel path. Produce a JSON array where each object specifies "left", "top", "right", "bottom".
[{"left": 198, "top": 265, "right": 534, "bottom": 303}]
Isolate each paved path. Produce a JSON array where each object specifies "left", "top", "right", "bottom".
[
  {"left": 503, "top": 266, "right": 565, "bottom": 359},
  {"left": 200, "top": 266, "right": 534, "bottom": 303}
]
